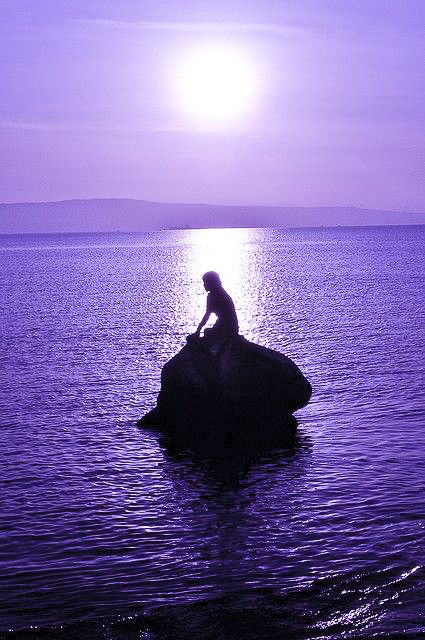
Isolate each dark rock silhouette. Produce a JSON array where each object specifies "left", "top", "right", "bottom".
[{"left": 138, "top": 336, "right": 312, "bottom": 450}]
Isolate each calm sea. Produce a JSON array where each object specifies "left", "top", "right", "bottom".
[{"left": 0, "top": 226, "right": 424, "bottom": 639}]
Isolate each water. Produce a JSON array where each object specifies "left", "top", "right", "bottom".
[{"left": 0, "top": 226, "right": 424, "bottom": 639}]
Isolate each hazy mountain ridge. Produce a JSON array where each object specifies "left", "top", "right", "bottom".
[{"left": 1, "top": 198, "right": 424, "bottom": 233}]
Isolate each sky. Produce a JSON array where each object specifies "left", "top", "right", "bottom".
[{"left": 0, "top": 0, "right": 424, "bottom": 211}]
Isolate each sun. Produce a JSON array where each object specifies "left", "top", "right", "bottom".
[{"left": 177, "top": 46, "right": 255, "bottom": 121}]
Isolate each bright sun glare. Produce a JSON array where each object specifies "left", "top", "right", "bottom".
[{"left": 178, "top": 46, "right": 255, "bottom": 121}]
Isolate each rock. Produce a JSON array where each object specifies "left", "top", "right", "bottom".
[{"left": 138, "top": 336, "right": 312, "bottom": 450}]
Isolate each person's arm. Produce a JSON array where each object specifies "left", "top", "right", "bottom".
[
  {"left": 194, "top": 294, "right": 212, "bottom": 336},
  {"left": 194, "top": 310, "right": 211, "bottom": 336}
]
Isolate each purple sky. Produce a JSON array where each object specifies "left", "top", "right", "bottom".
[{"left": 1, "top": 0, "right": 424, "bottom": 211}]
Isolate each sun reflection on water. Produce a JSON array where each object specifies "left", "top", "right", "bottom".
[{"left": 185, "top": 228, "right": 257, "bottom": 337}]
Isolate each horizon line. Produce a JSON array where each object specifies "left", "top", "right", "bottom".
[
  {"left": 0, "top": 197, "right": 423, "bottom": 216},
  {"left": 1, "top": 222, "right": 425, "bottom": 239}
]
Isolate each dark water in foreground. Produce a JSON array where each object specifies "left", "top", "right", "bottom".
[{"left": 1, "top": 226, "right": 424, "bottom": 639}]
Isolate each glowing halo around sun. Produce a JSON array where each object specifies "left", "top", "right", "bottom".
[{"left": 177, "top": 46, "right": 255, "bottom": 121}]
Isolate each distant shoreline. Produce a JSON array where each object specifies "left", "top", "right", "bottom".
[
  {"left": 1, "top": 198, "right": 424, "bottom": 234},
  {"left": 1, "top": 223, "right": 425, "bottom": 237}
]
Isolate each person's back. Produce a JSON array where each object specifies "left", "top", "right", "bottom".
[{"left": 207, "top": 284, "right": 238, "bottom": 336}]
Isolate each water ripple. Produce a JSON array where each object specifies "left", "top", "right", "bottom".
[{"left": 1, "top": 226, "right": 424, "bottom": 637}]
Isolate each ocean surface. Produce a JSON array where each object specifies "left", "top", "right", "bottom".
[{"left": 0, "top": 226, "right": 424, "bottom": 639}]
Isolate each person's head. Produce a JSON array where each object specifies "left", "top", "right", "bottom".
[{"left": 202, "top": 271, "right": 221, "bottom": 292}]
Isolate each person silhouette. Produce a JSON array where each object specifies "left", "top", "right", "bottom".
[{"left": 192, "top": 271, "right": 239, "bottom": 344}]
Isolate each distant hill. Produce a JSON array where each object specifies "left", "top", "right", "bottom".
[{"left": 0, "top": 198, "right": 424, "bottom": 233}]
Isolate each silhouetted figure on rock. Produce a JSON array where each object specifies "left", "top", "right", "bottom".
[
  {"left": 189, "top": 272, "right": 238, "bottom": 349},
  {"left": 137, "top": 270, "right": 312, "bottom": 450}
]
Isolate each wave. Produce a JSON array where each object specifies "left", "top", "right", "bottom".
[{"left": 3, "top": 564, "right": 424, "bottom": 640}]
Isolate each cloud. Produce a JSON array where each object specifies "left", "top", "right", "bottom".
[
  {"left": 0, "top": 119, "right": 254, "bottom": 136},
  {"left": 0, "top": 120, "right": 72, "bottom": 132},
  {"left": 78, "top": 19, "right": 299, "bottom": 36},
  {"left": 0, "top": 120, "right": 147, "bottom": 133}
]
